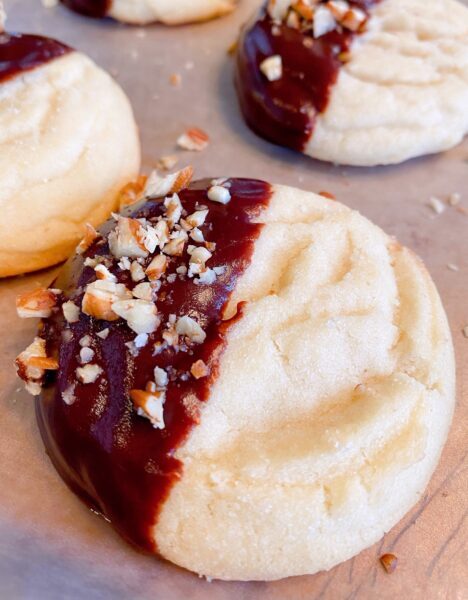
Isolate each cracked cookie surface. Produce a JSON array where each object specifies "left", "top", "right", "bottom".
[
  {"left": 0, "top": 50, "right": 140, "bottom": 276},
  {"left": 61, "top": 0, "right": 237, "bottom": 24},
  {"left": 307, "top": 0, "right": 468, "bottom": 165},
  {"left": 156, "top": 183, "right": 455, "bottom": 580}
]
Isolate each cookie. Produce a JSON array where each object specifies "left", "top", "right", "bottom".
[
  {"left": 0, "top": 31, "right": 140, "bottom": 277},
  {"left": 60, "top": 0, "right": 237, "bottom": 24},
  {"left": 16, "top": 170, "right": 455, "bottom": 580},
  {"left": 236, "top": 0, "right": 468, "bottom": 166}
]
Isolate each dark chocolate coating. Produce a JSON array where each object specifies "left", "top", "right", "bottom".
[
  {"left": 36, "top": 178, "right": 272, "bottom": 552},
  {"left": 235, "top": 2, "right": 379, "bottom": 152},
  {"left": 60, "top": 0, "right": 111, "bottom": 18},
  {"left": 0, "top": 33, "right": 71, "bottom": 84}
]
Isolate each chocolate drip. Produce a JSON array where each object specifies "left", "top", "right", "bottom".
[
  {"left": 37, "top": 178, "right": 272, "bottom": 552},
  {"left": 60, "top": 0, "right": 111, "bottom": 18},
  {"left": 235, "top": 2, "right": 379, "bottom": 151},
  {"left": 0, "top": 33, "right": 71, "bottom": 84}
]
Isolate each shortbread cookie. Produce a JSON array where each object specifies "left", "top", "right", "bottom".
[
  {"left": 0, "top": 31, "right": 140, "bottom": 277},
  {"left": 60, "top": 0, "right": 237, "bottom": 24},
  {"left": 16, "top": 170, "right": 455, "bottom": 581},
  {"left": 236, "top": 0, "right": 468, "bottom": 166}
]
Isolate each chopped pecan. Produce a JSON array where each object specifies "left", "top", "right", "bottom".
[
  {"left": 15, "top": 337, "right": 53, "bottom": 396},
  {"left": 111, "top": 299, "right": 160, "bottom": 334},
  {"left": 16, "top": 288, "right": 58, "bottom": 319},
  {"left": 144, "top": 166, "right": 194, "bottom": 199},
  {"left": 76, "top": 364, "right": 103, "bottom": 384},
  {"left": 82, "top": 280, "right": 132, "bottom": 321},
  {"left": 62, "top": 300, "right": 80, "bottom": 323},
  {"left": 130, "top": 388, "right": 166, "bottom": 429},
  {"left": 146, "top": 254, "right": 168, "bottom": 281},
  {"left": 177, "top": 128, "right": 209, "bottom": 152},
  {"left": 175, "top": 315, "right": 206, "bottom": 344},
  {"left": 117, "top": 175, "right": 148, "bottom": 209},
  {"left": 27, "top": 356, "right": 59, "bottom": 370},
  {"left": 191, "top": 359, "right": 210, "bottom": 379},
  {"left": 76, "top": 223, "right": 99, "bottom": 255},
  {"left": 380, "top": 553, "right": 398, "bottom": 574},
  {"left": 108, "top": 216, "right": 148, "bottom": 259}
]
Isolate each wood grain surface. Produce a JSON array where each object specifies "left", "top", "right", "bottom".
[{"left": 0, "top": 0, "right": 467, "bottom": 598}]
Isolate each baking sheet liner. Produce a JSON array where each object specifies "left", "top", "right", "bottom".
[{"left": 1, "top": 0, "right": 467, "bottom": 597}]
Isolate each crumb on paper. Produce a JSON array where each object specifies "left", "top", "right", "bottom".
[
  {"left": 427, "top": 196, "right": 445, "bottom": 215},
  {"left": 177, "top": 128, "right": 209, "bottom": 152},
  {"left": 169, "top": 73, "right": 182, "bottom": 87},
  {"left": 228, "top": 39, "right": 238, "bottom": 55},
  {"left": 379, "top": 553, "right": 398, "bottom": 574},
  {"left": 319, "top": 190, "right": 336, "bottom": 200},
  {"left": 156, "top": 155, "right": 179, "bottom": 171},
  {"left": 447, "top": 263, "right": 459, "bottom": 272},
  {"left": 447, "top": 192, "right": 461, "bottom": 206},
  {"left": 463, "top": 325, "right": 468, "bottom": 339},
  {"left": 42, "top": 0, "right": 58, "bottom": 7}
]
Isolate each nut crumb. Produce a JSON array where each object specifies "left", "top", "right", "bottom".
[
  {"left": 191, "top": 359, "right": 210, "bottom": 379},
  {"left": 228, "top": 39, "right": 238, "bottom": 55},
  {"left": 62, "top": 300, "right": 80, "bottom": 323},
  {"left": 154, "top": 366, "right": 168, "bottom": 388},
  {"left": 156, "top": 155, "right": 179, "bottom": 171},
  {"left": 144, "top": 166, "right": 194, "bottom": 199},
  {"left": 130, "top": 389, "right": 165, "bottom": 429},
  {"left": 95, "top": 264, "right": 117, "bottom": 282},
  {"left": 79, "top": 347, "right": 95, "bottom": 364},
  {"left": 27, "top": 356, "right": 59, "bottom": 370},
  {"left": 79, "top": 335, "right": 92, "bottom": 348},
  {"left": 319, "top": 190, "right": 336, "bottom": 200},
  {"left": 62, "top": 384, "right": 76, "bottom": 406},
  {"left": 463, "top": 325, "right": 468, "bottom": 338},
  {"left": 177, "top": 128, "right": 209, "bottom": 152},
  {"left": 16, "top": 288, "right": 58, "bottom": 319},
  {"left": 76, "top": 364, "right": 102, "bottom": 384},
  {"left": 266, "top": 0, "right": 369, "bottom": 38},
  {"left": 169, "top": 73, "right": 182, "bottom": 87},
  {"left": 112, "top": 299, "right": 160, "bottom": 335},
  {"left": 379, "top": 553, "right": 398, "bottom": 574},
  {"left": 76, "top": 223, "right": 99, "bottom": 255},
  {"left": 176, "top": 315, "right": 206, "bottom": 344},
  {"left": 447, "top": 192, "right": 461, "bottom": 206},
  {"left": 82, "top": 280, "right": 132, "bottom": 321},
  {"left": 427, "top": 196, "right": 445, "bottom": 215},
  {"left": 208, "top": 185, "right": 231, "bottom": 205},
  {"left": 447, "top": 263, "right": 459, "bottom": 272},
  {"left": 259, "top": 55, "right": 283, "bottom": 81}
]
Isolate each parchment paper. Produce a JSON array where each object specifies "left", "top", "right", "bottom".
[{"left": 1, "top": 0, "right": 467, "bottom": 597}]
